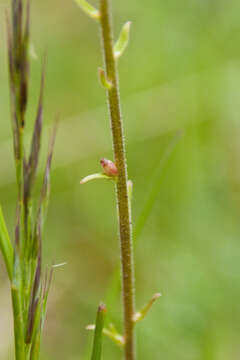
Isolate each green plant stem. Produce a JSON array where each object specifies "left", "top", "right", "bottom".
[
  {"left": 99, "top": 1, "right": 135, "bottom": 359},
  {"left": 11, "top": 287, "right": 25, "bottom": 360}
]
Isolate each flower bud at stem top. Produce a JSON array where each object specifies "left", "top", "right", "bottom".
[{"left": 100, "top": 158, "right": 118, "bottom": 177}]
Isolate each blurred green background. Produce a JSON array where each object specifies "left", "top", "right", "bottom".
[{"left": 1, "top": 0, "right": 240, "bottom": 359}]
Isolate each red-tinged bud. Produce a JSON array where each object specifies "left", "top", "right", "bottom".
[{"left": 100, "top": 158, "right": 118, "bottom": 177}]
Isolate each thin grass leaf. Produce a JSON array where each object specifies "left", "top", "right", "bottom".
[
  {"left": 28, "top": 267, "right": 53, "bottom": 359},
  {"left": 26, "top": 255, "right": 41, "bottom": 344},
  {"left": 0, "top": 206, "right": 13, "bottom": 279},
  {"left": 6, "top": 12, "right": 20, "bottom": 162},
  {"left": 6, "top": 0, "right": 57, "bottom": 358},
  {"left": 11, "top": 210, "right": 25, "bottom": 359},
  {"left": 24, "top": 59, "right": 46, "bottom": 205},
  {"left": 18, "top": 0, "right": 30, "bottom": 126},
  {"left": 41, "top": 267, "right": 53, "bottom": 326},
  {"left": 6, "top": 12, "right": 14, "bottom": 88},
  {"left": 12, "top": 0, "right": 23, "bottom": 66},
  {"left": 35, "top": 121, "right": 58, "bottom": 239},
  {"left": 91, "top": 303, "right": 106, "bottom": 360}
]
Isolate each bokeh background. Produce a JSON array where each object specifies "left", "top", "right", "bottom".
[{"left": 1, "top": 0, "right": 240, "bottom": 359}]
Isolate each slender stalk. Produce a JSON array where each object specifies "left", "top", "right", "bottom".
[
  {"left": 99, "top": 1, "right": 135, "bottom": 359},
  {"left": 11, "top": 287, "right": 25, "bottom": 360}
]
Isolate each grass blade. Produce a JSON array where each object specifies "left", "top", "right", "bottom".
[
  {"left": 91, "top": 303, "right": 106, "bottom": 360},
  {"left": 24, "top": 59, "right": 45, "bottom": 205},
  {"left": 0, "top": 206, "right": 13, "bottom": 279}
]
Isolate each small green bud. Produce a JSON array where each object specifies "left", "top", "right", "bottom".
[
  {"left": 98, "top": 68, "right": 112, "bottom": 90},
  {"left": 114, "top": 21, "right": 132, "bottom": 60}
]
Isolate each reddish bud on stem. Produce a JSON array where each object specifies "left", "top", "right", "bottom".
[{"left": 100, "top": 158, "right": 118, "bottom": 177}]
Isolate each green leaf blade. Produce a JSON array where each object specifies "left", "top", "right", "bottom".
[
  {"left": 74, "top": 0, "right": 100, "bottom": 21},
  {"left": 91, "top": 303, "right": 106, "bottom": 360},
  {"left": 114, "top": 21, "right": 131, "bottom": 59},
  {"left": 0, "top": 206, "right": 13, "bottom": 280}
]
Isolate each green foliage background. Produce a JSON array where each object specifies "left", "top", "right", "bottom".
[{"left": 1, "top": 0, "right": 240, "bottom": 359}]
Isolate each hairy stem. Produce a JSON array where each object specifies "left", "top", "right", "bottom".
[{"left": 99, "top": 1, "right": 135, "bottom": 359}]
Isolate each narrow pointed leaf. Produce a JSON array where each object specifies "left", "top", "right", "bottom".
[
  {"left": 6, "top": 13, "right": 20, "bottom": 161},
  {"left": 91, "top": 303, "right": 106, "bottom": 360},
  {"left": 103, "top": 327, "right": 124, "bottom": 347},
  {"left": 26, "top": 255, "right": 41, "bottom": 344},
  {"left": 0, "top": 206, "right": 13, "bottom": 279},
  {"left": 87, "top": 323, "right": 124, "bottom": 347},
  {"left": 114, "top": 21, "right": 131, "bottom": 59},
  {"left": 74, "top": 0, "right": 100, "bottom": 21},
  {"left": 133, "top": 292, "right": 161, "bottom": 323},
  {"left": 11, "top": 211, "right": 25, "bottom": 358},
  {"left": 30, "top": 268, "right": 53, "bottom": 359},
  {"left": 41, "top": 267, "right": 53, "bottom": 326},
  {"left": 24, "top": 59, "right": 45, "bottom": 204},
  {"left": 37, "top": 121, "right": 58, "bottom": 230},
  {"left": 19, "top": 0, "right": 30, "bottom": 123},
  {"left": 80, "top": 173, "right": 112, "bottom": 185}
]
